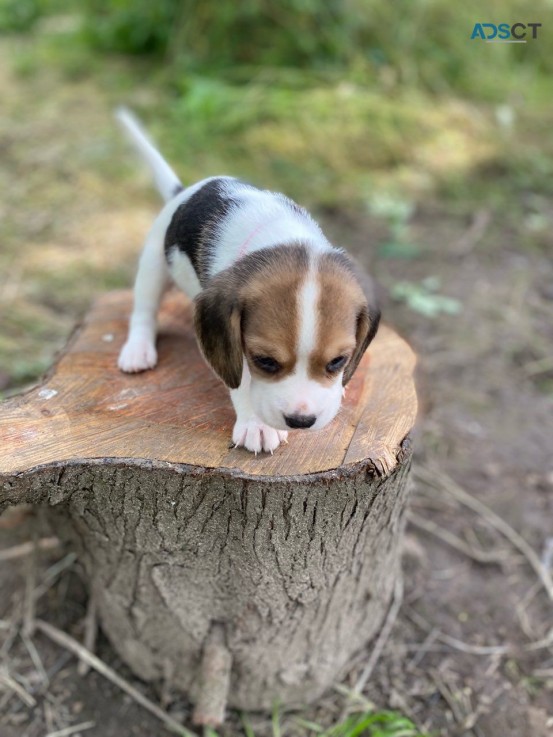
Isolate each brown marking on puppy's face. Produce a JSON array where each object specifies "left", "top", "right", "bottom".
[
  {"left": 241, "top": 246, "right": 308, "bottom": 381},
  {"left": 194, "top": 243, "right": 309, "bottom": 388},
  {"left": 308, "top": 259, "right": 362, "bottom": 385},
  {"left": 311, "top": 252, "right": 381, "bottom": 386},
  {"left": 240, "top": 246, "right": 311, "bottom": 381}
]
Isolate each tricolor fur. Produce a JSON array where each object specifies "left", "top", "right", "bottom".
[{"left": 117, "top": 108, "right": 380, "bottom": 453}]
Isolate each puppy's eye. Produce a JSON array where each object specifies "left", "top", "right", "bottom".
[
  {"left": 326, "top": 355, "right": 348, "bottom": 374},
  {"left": 252, "top": 355, "right": 281, "bottom": 374}
]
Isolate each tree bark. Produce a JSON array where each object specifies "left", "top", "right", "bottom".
[{"left": 0, "top": 290, "right": 417, "bottom": 715}]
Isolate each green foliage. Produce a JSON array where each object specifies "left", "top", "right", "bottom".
[
  {"left": 321, "top": 710, "right": 425, "bottom": 737},
  {"left": 81, "top": 0, "right": 180, "bottom": 55},
  {"left": 351, "top": 0, "right": 551, "bottom": 103},
  {"left": 0, "top": 0, "right": 67, "bottom": 33},
  {"left": 78, "top": 0, "right": 553, "bottom": 104},
  {"left": 160, "top": 75, "right": 433, "bottom": 205},
  {"left": 81, "top": 0, "right": 356, "bottom": 69},
  {"left": 0, "top": 0, "right": 42, "bottom": 32},
  {"left": 68, "top": 0, "right": 553, "bottom": 213},
  {"left": 8, "top": 0, "right": 553, "bottom": 212},
  {"left": 391, "top": 277, "right": 462, "bottom": 318},
  {"left": 368, "top": 194, "right": 422, "bottom": 260},
  {"left": 241, "top": 707, "right": 428, "bottom": 737}
]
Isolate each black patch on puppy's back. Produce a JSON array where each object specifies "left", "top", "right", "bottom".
[{"left": 164, "top": 177, "right": 238, "bottom": 284}]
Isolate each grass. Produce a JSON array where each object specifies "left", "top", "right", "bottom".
[
  {"left": 4, "top": 2, "right": 553, "bottom": 210},
  {"left": 293, "top": 710, "right": 427, "bottom": 737},
  {"left": 236, "top": 704, "right": 429, "bottom": 737},
  {"left": 0, "top": 3, "right": 552, "bottom": 389}
]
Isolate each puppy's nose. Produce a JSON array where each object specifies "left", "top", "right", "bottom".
[{"left": 284, "top": 413, "right": 316, "bottom": 429}]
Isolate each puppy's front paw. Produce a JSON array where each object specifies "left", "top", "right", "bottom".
[
  {"left": 118, "top": 338, "right": 157, "bottom": 373},
  {"left": 232, "top": 418, "right": 288, "bottom": 454}
]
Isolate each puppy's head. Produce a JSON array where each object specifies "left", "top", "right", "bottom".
[{"left": 194, "top": 243, "right": 380, "bottom": 431}]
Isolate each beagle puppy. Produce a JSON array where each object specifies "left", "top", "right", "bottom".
[{"left": 117, "top": 109, "right": 380, "bottom": 453}]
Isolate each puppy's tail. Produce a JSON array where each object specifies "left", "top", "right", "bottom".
[{"left": 115, "top": 107, "right": 183, "bottom": 202}]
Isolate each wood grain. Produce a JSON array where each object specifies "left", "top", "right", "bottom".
[{"left": 0, "top": 290, "right": 417, "bottom": 478}]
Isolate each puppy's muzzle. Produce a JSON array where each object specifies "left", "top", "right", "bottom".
[{"left": 284, "top": 414, "right": 316, "bottom": 429}]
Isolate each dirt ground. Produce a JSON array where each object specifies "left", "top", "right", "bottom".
[{"left": 1, "top": 37, "right": 553, "bottom": 737}]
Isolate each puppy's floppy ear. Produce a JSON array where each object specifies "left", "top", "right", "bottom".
[
  {"left": 194, "top": 284, "right": 244, "bottom": 389},
  {"left": 342, "top": 269, "right": 381, "bottom": 386}
]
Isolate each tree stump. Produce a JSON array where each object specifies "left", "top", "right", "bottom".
[{"left": 0, "top": 290, "right": 417, "bottom": 717}]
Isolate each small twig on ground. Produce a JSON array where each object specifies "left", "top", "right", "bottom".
[
  {"left": 45, "top": 721, "right": 96, "bottom": 737},
  {"left": 161, "top": 658, "right": 175, "bottom": 710},
  {"left": 30, "top": 552, "right": 78, "bottom": 614},
  {"left": 408, "top": 604, "right": 553, "bottom": 656},
  {"left": 406, "top": 607, "right": 510, "bottom": 656},
  {"left": 406, "top": 627, "right": 439, "bottom": 670},
  {"left": 516, "top": 580, "right": 542, "bottom": 639},
  {"left": 78, "top": 591, "right": 98, "bottom": 676},
  {"left": 398, "top": 643, "right": 451, "bottom": 655},
  {"left": 0, "top": 618, "right": 19, "bottom": 659},
  {"left": 453, "top": 209, "right": 491, "bottom": 256},
  {"left": 354, "top": 574, "right": 404, "bottom": 694},
  {"left": 430, "top": 668, "right": 466, "bottom": 726},
  {"left": 22, "top": 531, "right": 38, "bottom": 637},
  {"left": 0, "top": 537, "right": 60, "bottom": 562},
  {"left": 333, "top": 682, "right": 375, "bottom": 709},
  {"left": 414, "top": 465, "right": 553, "bottom": 603},
  {"left": 35, "top": 619, "right": 198, "bottom": 737},
  {"left": 462, "top": 682, "right": 508, "bottom": 732},
  {"left": 0, "top": 691, "right": 12, "bottom": 715},
  {"left": 523, "top": 629, "right": 553, "bottom": 652},
  {"left": 533, "top": 668, "right": 553, "bottom": 678},
  {"left": 0, "top": 669, "right": 37, "bottom": 708},
  {"left": 483, "top": 652, "right": 503, "bottom": 679},
  {"left": 407, "top": 511, "right": 508, "bottom": 564},
  {"left": 5, "top": 551, "right": 78, "bottom": 640},
  {"left": 431, "top": 632, "right": 510, "bottom": 656},
  {"left": 432, "top": 667, "right": 506, "bottom": 735},
  {"left": 541, "top": 537, "right": 553, "bottom": 571},
  {"left": 44, "top": 698, "right": 56, "bottom": 733},
  {"left": 21, "top": 631, "right": 49, "bottom": 686},
  {"left": 522, "top": 355, "right": 553, "bottom": 378},
  {"left": 34, "top": 553, "right": 78, "bottom": 599}
]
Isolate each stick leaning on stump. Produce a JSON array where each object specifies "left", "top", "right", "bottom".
[{"left": 0, "top": 290, "right": 417, "bottom": 724}]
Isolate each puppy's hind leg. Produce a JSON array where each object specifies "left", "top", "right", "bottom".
[{"left": 118, "top": 221, "right": 169, "bottom": 373}]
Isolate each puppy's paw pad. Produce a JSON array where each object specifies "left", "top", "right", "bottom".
[
  {"left": 232, "top": 419, "right": 287, "bottom": 454},
  {"left": 118, "top": 339, "right": 157, "bottom": 373}
]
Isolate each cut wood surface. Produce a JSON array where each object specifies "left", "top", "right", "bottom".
[
  {"left": 0, "top": 290, "right": 418, "bottom": 716},
  {"left": 0, "top": 290, "right": 417, "bottom": 478}
]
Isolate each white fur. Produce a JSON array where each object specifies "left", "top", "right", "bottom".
[
  {"left": 166, "top": 248, "right": 202, "bottom": 299},
  {"left": 250, "top": 371, "right": 343, "bottom": 432},
  {"left": 116, "top": 107, "right": 182, "bottom": 203},
  {"left": 248, "top": 264, "right": 344, "bottom": 433},
  {"left": 230, "top": 362, "right": 288, "bottom": 454},
  {"left": 296, "top": 263, "right": 319, "bottom": 365},
  {"left": 118, "top": 178, "right": 218, "bottom": 371},
  {"left": 208, "top": 182, "right": 332, "bottom": 278}
]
